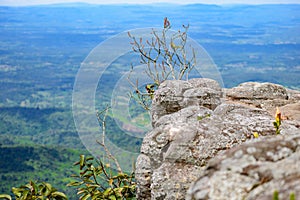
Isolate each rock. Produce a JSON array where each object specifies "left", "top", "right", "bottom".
[
  {"left": 226, "top": 82, "right": 288, "bottom": 101},
  {"left": 287, "top": 88, "right": 300, "bottom": 101},
  {"left": 186, "top": 134, "right": 300, "bottom": 200},
  {"left": 135, "top": 154, "right": 152, "bottom": 200},
  {"left": 135, "top": 78, "right": 300, "bottom": 200},
  {"left": 225, "top": 82, "right": 300, "bottom": 118},
  {"left": 151, "top": 162, "right": 202, "bottom": 200},
  {"left": 280, "top": 102, "right": 300, "bottom": 121},
  {"left": 151, "top": 78, "right": 222, "bottom": 126}
]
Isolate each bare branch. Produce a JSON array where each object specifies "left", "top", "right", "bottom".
[
  {"left": 96, "top": 107, "right": 123, "bottom": 174},
  {"left": 127, "top": 18, "right": 196, "bottom": 110}
]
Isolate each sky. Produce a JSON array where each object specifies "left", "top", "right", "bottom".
[{"left": 0, "top": 0, "right": 299, "bottom": 6}]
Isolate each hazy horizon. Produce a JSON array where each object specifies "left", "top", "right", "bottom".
[{"left": 0, "top": 0, "right": 299, "bottom": 6}]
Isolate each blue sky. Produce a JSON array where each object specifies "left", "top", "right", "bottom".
[{"left": 0, "top": 0, "right": 299, "bottom": 6}]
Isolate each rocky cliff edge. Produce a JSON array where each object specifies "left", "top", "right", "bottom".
[{"left": 135, "top": 78, "right": 300, "bottom": 200}]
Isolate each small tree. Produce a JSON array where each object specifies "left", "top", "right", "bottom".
[
  {"left": 0, "top": 110, "right": 136, "bottom": 200},
  {"left": 127, "top": 17, "right": 196, "bottom": 110},
  {"left": 67, "top": 107, "right": 136, "bottom": 200}
]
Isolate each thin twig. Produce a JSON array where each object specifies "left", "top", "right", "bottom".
[
  {"left": 96, "top": 107, "right": 123, "bottom": 174},
  {"left": 127, "top": 18, "right": 196, "bottom": 110}
]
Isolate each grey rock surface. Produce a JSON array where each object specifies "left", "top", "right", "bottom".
[
  {"left": 135, "top": 78, "right": 300, "bottom": 200},
  {"left": 225, "top": 82, "right": 300, "bottom": 120},
  {"left": 151, "top": 78, "right": 222, "bottom": 126},
  {"left": 186, "top": 134, "right": 300, "bottom": 200},
  {"left": 226, "top": 82, "right": 289, "bottom": 100}
]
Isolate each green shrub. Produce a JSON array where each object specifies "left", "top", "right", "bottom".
[
  {"left": 0, "top": 180, "right": 67, "bottom": 200},
  {"left": 68, "top": 155, "right": 135, "bottom": 200}
]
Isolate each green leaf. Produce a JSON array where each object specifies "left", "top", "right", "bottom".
[
  {"left": 80, "top": 193, "right": 91, "bottom": 200},
  {"left": 117, "top": 173, "right": 128, "bottom": 179},
  {"left": 77, "top": 188, "right": 88, "bottom": 195},
  {"left": 0, "top": 194, "right": 12, "bottom": 200},
  {"left": 20, "top": 190, "right": 29, "bottom": 200},
  {"left": 30, "top": 180, "right": 38, "bottom": 195},
  {"left": 83, "top": 172, "right": 94, "bottom": 179},
  {"left": 85, "top": 184, "right": 99, "bottom": 190},
  {"left": 113, "top": 187, "right": 123, "bottom": 197},
  {"left": 40, "top": 182, "right": 53, "bottom": 197},
  {"left": 91, "top": 194, "right": 102, "bottom": 200},
  {"left": 103, "top": 188, "right": 112, "bottom": 197},
  {"left": 273, "top": 190, "right": 279, "bottom": 200},
  {"left": 67, "top": 181, "right": 83, "bottom": 187},
  {"left": 51, "top": 191, "right": 68, "bottom": 200},
  {"left": 12, "top": 187, "right": 22, "bottom": 198},
  {"left": 23, "top": 183, "right": 32, "bottom": 189},
  {"left": 290, "top": 192, "right": 296, "bottom": 200},
  {"left": 80, "top": 155, "right": 85, "bottom": 170},
  {"left": 109, "top": 195, "right": 117, "bottom": 200}
]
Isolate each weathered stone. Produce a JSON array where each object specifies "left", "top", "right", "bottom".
[
  {"left": 225, "top": 82, "right": 300, "bottom": 117},
  {"left": 226, "top": 82, "right": 288, "bottom": 101},
  {"left": 135, "top": 79, "right": 300, "bottom": 200},
  {"left": 182, "top": 87, "right": 221, "bottom": 110},
  {"left": 287, "top": 88, "right": 300, "bottom": 101},
  {"left": 188, "top": 78, "right": 223, "bottom": 93},
  {"left": 280, "top": 102, "right": 300, "bottom": 121},
  {"left": 135, "top": 154, "right": 152, "bottom": 200},
  {"left": 153, "top": 105, "right": 212, "bottom": 128},
  {"left": 151, "top": 162, "right": 202, "bottom": 200},
  {"left": 186, "top": 134, "right": 300, "bottom": 200},
  {"left": 151, "top": 78, "right": 222, "bottom": 125}
]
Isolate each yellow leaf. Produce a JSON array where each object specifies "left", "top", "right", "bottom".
[
  {"left": 275, "top": 107, "right": 282, "bottom": 121},
  {"left": 253, "top": 132, "right": 259, "bottom": 138},
  {"left": 108, "top": 179, "right": 113, "bottom": 186}
]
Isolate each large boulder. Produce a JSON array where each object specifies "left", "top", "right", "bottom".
[
  {"left": 135, "top": 78, "right": 300, "bottom": 200},
  {"left": 186, "top": 134, "right": 300, "bottom": 200},
  {"left": 151, "top": 78, "right": 222, "bottom": 126},
  {"left": 225, "top": 82, "right": 300, "bottom": 120},
  {"left": 226, "top": 82, "right": 289, "bottom": 100}
]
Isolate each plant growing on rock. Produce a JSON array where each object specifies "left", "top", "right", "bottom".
[
  {"left": 252, "top": 131, "right": 259, "bottom": 138},
  {"left": 273, "top": 107, "right": 282, "bottom": 135},
  {"left": 290, "top": 192, "right": 296, "bottom": 200},
  {"left": 272, "top": 190, "right": 296, "bottom": 200},
  {"left": 273, "top": 190, "right": 279, "bottom": 200},
  {"left": 127, "top": 17, "right": 196, "bottom": 110}
]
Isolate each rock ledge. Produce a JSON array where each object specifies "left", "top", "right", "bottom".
[{"left": 135, "top": 79, "right": 300, "bottom": 200}]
